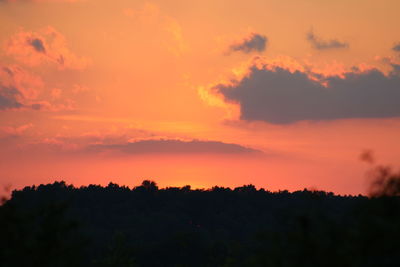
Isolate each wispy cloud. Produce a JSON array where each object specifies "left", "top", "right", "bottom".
[
  {"left": 307, "top": 29, "right": 349, "bottom": 50},
  {"left": 228, "top": 33, "right": 268, "bottom": 54},
  {"left": 393, "top": 43, "right": 400, "bottom": 52},
  {"left": 123, "top": 3, "right": 187, "bottom": 56}
]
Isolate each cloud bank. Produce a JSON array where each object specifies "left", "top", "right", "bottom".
[
  {"left": 88, "top": 139, "right": 261, "bottom": 154},
  {"left": 393, "top": 43, "right": 400, "bottom": 52},
  {"left": 307, "top": 30, "right": 349, "bottom": 50},
  {"left": 212, "top": 61, "right": 400, "bottom": 124}
]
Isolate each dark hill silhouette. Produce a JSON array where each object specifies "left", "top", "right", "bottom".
[{"left": 1, "top": 177, "right": 400, "bottom": 267}]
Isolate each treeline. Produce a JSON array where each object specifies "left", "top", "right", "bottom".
[{"left": 1, "top": 179, "right": 400, "bottom": 267}]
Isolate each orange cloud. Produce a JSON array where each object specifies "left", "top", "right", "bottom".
[
  {"left": 5, "top": 27, "right": 90, "bottom": 70},
  {"left": 0, "top": 65, "right": 43, "bottom": 99},
  {"left": 0, "top": 64, "right": 81, "bottom": 112},
  {"left": 0, "top": 123, "right": 33, "bottom": 138},
  {"left": 51, "top": 88, "right": 62, "bottom": 99},
  {"left": 0, "top": 65, "right": 44, "bottom": 110},
  {"left": 123, "top": 3, "right": 187, "bottom": 56},
  {"left": 164, "top": 17, "right": 187, "bottom": 56}
]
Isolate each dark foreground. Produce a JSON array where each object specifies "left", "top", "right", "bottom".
[{"left": 1, "top": 180, "right": 399, "bottom": 267}]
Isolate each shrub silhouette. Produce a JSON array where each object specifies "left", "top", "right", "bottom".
[{"left": 369, "top": 166, "right": 400, "bottom": 197}]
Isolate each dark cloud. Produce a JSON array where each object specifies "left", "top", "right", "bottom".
[
  {"left": 27, "top": 38, "right": 46, "bottom": 53},
  {"left": 30, "top": 103, "right": 43, "bottom": 110},
  {"left": 0, "top": 86, "right": 23, "bottom": 110},
  {"left": 229, "top": 33, "right": 268, "bottom": 54},
  {"left": 393, "top": 43, "right": 400, "bottom": 52},
  {"left": 214, "top": 64, "right": 400, "bottom": 124},
  {"left": 307, "top": 30, "right": 349, "bottom": 50},
  {"left": 88, "top": 139, "right": 262, "bottom": 154}
]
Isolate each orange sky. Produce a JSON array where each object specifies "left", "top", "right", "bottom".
[{"left": 1, "top": 0, "right": 400, "bottom": 195}]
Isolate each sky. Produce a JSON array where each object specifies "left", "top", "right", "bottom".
[{"left": 1, "top": 0, "right": 400, "bottom": 195}]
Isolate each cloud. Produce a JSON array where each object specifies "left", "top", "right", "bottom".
[
  {"left": 28, "top": 38, "right": 46, "bottom": 53},
  {"left": 393, "top": 43, "right": 400, "bottom": 52},
  {"left": 0, "top": 123, "right": 33, "bottom": 138},
  {"left": 5, "top": 27, "right": 90, "bottom": 70},
  {"left": 306, "top": 30, "right": 349, "bottom": 50},
  {"left": 164, "top": 17, "right": 187, "bottom": 56},
  {"left": 124, "top": 3, "right": 187, "bottom": 56},
  {"left": 0, "top": 86, "right": 23, "bottom": 110},
  {"left": 0, "top": 65, "right": 43, "bottom": 110},
  {"left": 88, "top": 139, "right": 262, "bottom": 154},
  {"left": 229, "top": 33, "right": 268, "bottom": 54},
  {"left": 212, "top": 60, "right": 400, "bottom": 124},
  {"left": 0, "top": 64, "right": 75, "bottom": 111}
]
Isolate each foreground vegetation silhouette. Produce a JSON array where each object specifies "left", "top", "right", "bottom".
[{"left": 1, "top": 169, "right": 400, "bottom": 267}]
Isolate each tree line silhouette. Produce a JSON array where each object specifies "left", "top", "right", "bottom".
[{"left": 1, "top": 165, "right": 400, "bottom": 267}]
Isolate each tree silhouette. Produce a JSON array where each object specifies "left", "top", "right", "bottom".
[
  {"left": 138, "top": 180, "right": 158, "bottom": 192},
  {"left": 1, "top": 179, "right": 399, "bottom": 266}
]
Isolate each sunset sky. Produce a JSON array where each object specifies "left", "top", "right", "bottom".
[{"left": 1, "top": 0, "right": 400, "bottom": 195}]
